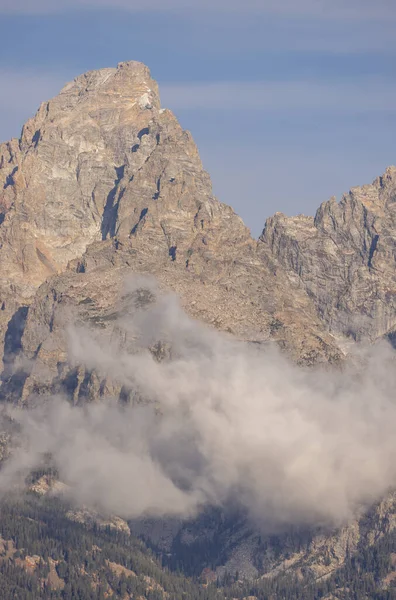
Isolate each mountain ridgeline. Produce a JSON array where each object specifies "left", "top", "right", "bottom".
[{"left": 0, "top": 61, "right": 396, "bottom": 599}]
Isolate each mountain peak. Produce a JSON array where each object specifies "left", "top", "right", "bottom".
[
  {"left": 59, "top": 60, "right": 160, "bottom": 109},
  {"left": 1, "top": 60, "right": 394, "bottom": 387},
  {"left": 0, "top": 61, "right": 165, "bottom": 295}
]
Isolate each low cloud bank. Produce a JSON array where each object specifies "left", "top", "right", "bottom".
[{"left": 1, "top": 277, "right": 396, "bottom": 530}]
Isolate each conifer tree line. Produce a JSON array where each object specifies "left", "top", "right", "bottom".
[{"left": 0, "top": 494, "right": 395, "bottom": 599}]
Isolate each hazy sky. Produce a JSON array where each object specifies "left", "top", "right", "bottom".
[{"left": 0, "top": 0, "right": 395, "bottom": 236}]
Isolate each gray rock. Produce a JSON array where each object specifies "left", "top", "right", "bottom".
[
  {"left": 260, "top": 166, "right": 396, "bottom": 342},
  {"left": 0, "top": 61, "right": 342, "bottom": 406},
  {"left": 0, "top": 60, "right": 395, "bottom": 584}
]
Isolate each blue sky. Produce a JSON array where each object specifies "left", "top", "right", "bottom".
[{"left": 0, "top": 1, "right": 395, "bottom": 237}]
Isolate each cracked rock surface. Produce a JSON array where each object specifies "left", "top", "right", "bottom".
[
  {"left": 0, "top": 61, "right": 344, "bottom": 404},
  {"left": 0, "top": 60, "right": 396, "bottom": 584},
  {"left": 260, "top": 166, "right": 396, "bottom": 343}
]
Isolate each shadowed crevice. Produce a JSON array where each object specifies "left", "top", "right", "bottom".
[
  {"left": 0, "top": 306, "right": 30, "bottom": 403},
  {"left": 130, "top": 208, "right": 148, "bottom": 236},
  {"left": 32, "top": 130, "right": 40, "bottom": 147},
  {"left": 153, "top": 177, "right": 160, "bottom": 200},
  {"left": 3, "top": 167, "right": 18, "bottom": 190},
  {"left": 368, "top": 234, "right": 379, "bottom": 268},
  {"left": 138, "top": 127, "right": 149, "bottom": 140},
  {"left": 387, "top": 330, "right": 396, "bottom": 349},
  {"left": 101, "top": 165, "right": 125, "bottom": 240}
]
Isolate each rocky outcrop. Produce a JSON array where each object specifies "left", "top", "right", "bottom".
[
  {"left": 0, "top": 61, "right": 343, "bottom": 406},
  {"left": 0, "top": 63, "right": 160, "bottom": 358},
  {"left": 66, "top": 508, "right": 131, "bottom": 535},
  {"left": 0, "top": 62, "right": 160, "bottom": 291},
  {"left": 131, "top": 491, "right": 396, "bottom": 582},
  {"left": 260, "top": 167, "right": 396, "bottom": 342},
  {"left": 0, "top": 60, "right": 395, "bottom": 586}
]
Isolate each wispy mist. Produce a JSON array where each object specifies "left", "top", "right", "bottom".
[{"left": 1, "top": 277, "right": 396, "bottom": 530}]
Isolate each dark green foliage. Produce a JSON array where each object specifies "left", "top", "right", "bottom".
[
  {"left": 0, "top": 494, "right": 395, "bottom": 599},
  {"left": 221, "top": 527, "right": 396, "bottom": 600},
  {"left": 0, "top": 495, "right": 225, "bottom": 599}
]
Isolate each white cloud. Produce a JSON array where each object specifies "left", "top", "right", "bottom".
[
  {"left": 2, "top": 280, "right": 396, "bottom": 528},
  {"left": 0, "top": 0, "right": 395, "bottom": 20}
]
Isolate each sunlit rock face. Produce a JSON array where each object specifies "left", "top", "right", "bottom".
[
  {"left": 260, "top": 166, "right": 396, "bottom": 343},
  {"left": 0, "top": 60, "right": 342, "bottom": 401},
  {"left": 0, "top": 62, "right": 161, "bottom": 294},
  {"left": 0, "top": 61, "right": 396, "bottom": 587}
]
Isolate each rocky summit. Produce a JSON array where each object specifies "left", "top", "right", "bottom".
[
  {"left": 0, "top": 61, "right": 396, "bottom": 598},
  {"left": 261, "top": 166, "right": 396, "bottom": 343},
  {"left": 0, "top": 60, "right": 347, "bottom": 406},
  {"left": 3, "top": 62, "right": 395, "bottom": 394}
]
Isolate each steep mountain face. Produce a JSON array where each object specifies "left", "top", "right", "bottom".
[
  {"left": 260, "top": 167, "right": 396, "bottom": 343},
  {"left": 0, "top": 60, "right": 396, "bottom": 596},
  {"left": 0, "top": 60, "right": 342, "bottom": 407},
  {"left": 134, "top": 490, "right": 396, "bottom": 582}
]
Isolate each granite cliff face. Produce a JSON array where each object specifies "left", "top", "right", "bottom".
[
  {"left": 260, "top": 167, "right": 396, "bottom": 343},
  {"left": 0, "top": 60, "right": 344, "bottom": 406},
  {"left": 1, "top": 61, "right": 396, "bottom": 589}
]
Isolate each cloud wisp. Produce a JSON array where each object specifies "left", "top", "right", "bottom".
[
  {"left": 1, "top": 277, "right": 396, "bottom": 531},
  {"left": 0, "top": 0, "right": 395, "bottom": 21},
  {"left": 160, "top": 79, "right": 396, "bottom": 113},
  {"left": 2, "top": 69, "right": 395, "bottom": 145},
  {"left": 4, "top": 70, "right": 396, "bottom": 117}
]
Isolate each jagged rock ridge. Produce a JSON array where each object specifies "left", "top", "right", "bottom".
[
  {"left": 0, "top": 61, "right": 396, "bottom": 589},
  {"left": 0, "top": 60, "right": 344, "bottom": 406},
  {"left": 260, "top": 166, "right": 396, "bottom": 343}
]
